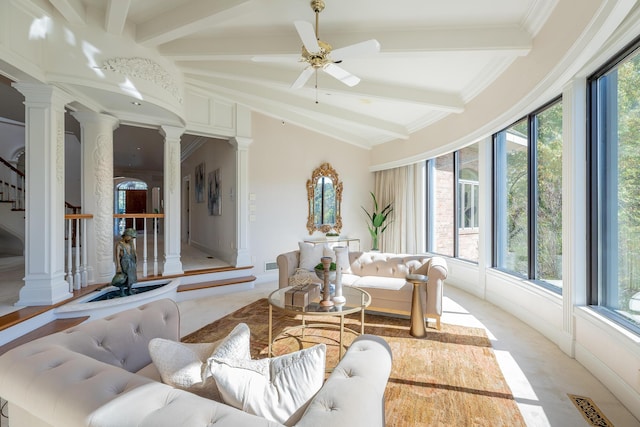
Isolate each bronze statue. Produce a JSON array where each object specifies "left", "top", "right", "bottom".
[{"left": 111, "top": 228, "right": 137, "bottom": 295}]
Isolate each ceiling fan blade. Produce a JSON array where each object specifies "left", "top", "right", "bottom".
[
  {"left": 331, "top": 39, "right": 381, "bottom": 62},
  {"left": 294, "top": 20, "right": 320, "bottom": 53},
  {"left": 323, "top": 63, "right": 360, "bottom": 87},
  {"left": 291, "top": 67, "right": 315, "bottom": 89},
  {"left": 251, "top": 55, "right": 300, "bottom": 63}
]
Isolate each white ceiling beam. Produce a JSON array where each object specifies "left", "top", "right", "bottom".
[
  {"left": 185, "top": 75, "right": 409, "bottom": 142},
  {"left": 181, "top": 64, "right": 464, "bottom": 112},
  {"left": 341, "top": 81, "right": 464, "bottom": 113},
  {"left": 105, "top": 0, "right": 131, "bottom": 35},
  {"left": 136, "top": 0, "right": 254, "bottom": 47},
  {"left": 159, "top": 26, "right": 532, "bottom": 59},
  {"left": 48, "top": 0, "right": 85, "bottom": 25},
  {"left": 187, "top": 80, "right": 374, "bottom": 147}
]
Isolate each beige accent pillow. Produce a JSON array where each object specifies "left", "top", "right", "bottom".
[
  {"left": 209, "top": 344, "right": 326, "bottom": 425},
  {"left": 298, "top": 242, "right": 328, "bottom": 271},
  {"left": 148, "top": 323, "right": 251, "bottom": 401}
]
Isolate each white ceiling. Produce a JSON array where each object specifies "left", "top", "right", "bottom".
[
  {"left": 42, "top": 0, "right": 557, "bottom": 150},
  {"left": 0, "top": 0, "right": 559, "bottom": 171}
]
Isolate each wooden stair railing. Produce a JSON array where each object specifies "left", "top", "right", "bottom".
[{"left": 0, "top": 156, "right": 25, "bottom": 210}]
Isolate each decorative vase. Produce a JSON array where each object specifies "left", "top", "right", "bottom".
[
  {"left": 319, "top": 256, "right": 334, "bottom": 307},
  {"left": 332, "top": 246, "right": 347, "bottom": 303}
]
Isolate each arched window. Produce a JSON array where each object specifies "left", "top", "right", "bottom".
[{"left": 14, "top": 149, "right": 25, "bottom": 175}]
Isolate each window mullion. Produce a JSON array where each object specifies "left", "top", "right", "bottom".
[
  {"left": 529, "top": 117, "right": 538, "bottom": 280},
  {"left": 453, "top": 151, "right": 460, "bottom": 257}
]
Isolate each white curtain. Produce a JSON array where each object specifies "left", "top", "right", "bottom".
[{"left": 374, "top": 163, "right": 423, "bottom": 254}]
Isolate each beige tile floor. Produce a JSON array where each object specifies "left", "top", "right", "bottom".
[{"left": 1, "top": 254, "right": 639, "bottom": 426}]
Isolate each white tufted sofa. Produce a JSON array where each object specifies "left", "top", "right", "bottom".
[
  {"left": 278, "top": 250, "right": 448, "bottom": 328},
  {"left": 0, "top": 299, "right": 392, "bottom": 427}
]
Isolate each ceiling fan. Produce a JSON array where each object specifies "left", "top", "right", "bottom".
[{"left": 253, "top": 0, "right": 381, "bottom": 89}]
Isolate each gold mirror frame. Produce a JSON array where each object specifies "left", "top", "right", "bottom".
[{"left": 306, "top": 162, "right": 342, "bottom": 235}]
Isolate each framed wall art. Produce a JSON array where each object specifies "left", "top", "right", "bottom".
[
  {"left": 208, "top": 168, "right": 222, "bottom": 216},
  {"left": 195, "top": 162, "right": 205, "bottom": 203}
]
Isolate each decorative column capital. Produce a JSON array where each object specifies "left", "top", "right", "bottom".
[
  {"left": 12, "top": 83, "right": 73, "bottom": 109},
  {"left": 159, "top": 125, "right": 185, "bottom": 142},
  {"left": 71, "top": 111, "right": 120, "bottom": 131},
  {"left": 229, "top": 136, "right": 253, "bottom": 150}
]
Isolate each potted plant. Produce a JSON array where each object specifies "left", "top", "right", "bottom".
[
  {"left": 314, "top": 261, "right": 337, "bottom": 281},
  {"left": 325, "top": 231, "right": 340, "bottom": 241},
  {"left": 362, "top": 192, "right": 393, "bottom": 251}
]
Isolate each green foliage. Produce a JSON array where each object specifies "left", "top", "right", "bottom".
[
  {"left": 313, "top": 178, "right": 336, "bottom": 225},
  {"left": 535, "top": 102, "right": 563, "bottom": 280},
  {"left": 614, "top": 53, "right": 640, "bottom": 310},
  {"left": 362, "top": 192, "right": 393, "bottom": 251},
  {"left": 315, "top": 262, "right": 336, "bottom": 271},
  {"left": 503, "top": 103, "right": 564, "bottom": 280}
]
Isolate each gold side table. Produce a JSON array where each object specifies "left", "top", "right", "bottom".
[{"left": 406, "top": 273, "right": 428, "bottom": 338}]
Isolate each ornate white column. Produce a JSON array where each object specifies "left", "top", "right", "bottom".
[
  {"left": 72, "top": 112, "right": 120, "bottom": 284},
  {"left": 160, "top": 125, "right": 184, "bottom": 275},
  {"left": 13, "top": 83, "right": 73, "bottom": 305},
  {"left": 229, "top": 136, "right": 253, "bottom": 267}
]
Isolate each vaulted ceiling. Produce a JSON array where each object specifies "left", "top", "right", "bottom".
[{"left": 40, "top": 0, "right": 556, "bottom": 149}]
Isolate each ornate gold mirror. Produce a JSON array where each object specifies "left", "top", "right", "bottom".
[{"left": 307, "top": 162, "right": 342, "bottom": 235}]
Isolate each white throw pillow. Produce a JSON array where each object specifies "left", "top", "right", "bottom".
[
  {"left": 298, "top": 242, "right": 328, "bottom": 271},
  {"left": 209, "top": 344, "right": 326, "bottom": 425},
  {"left": 148, "top": 322, "right": 251, "bottom": 401}
]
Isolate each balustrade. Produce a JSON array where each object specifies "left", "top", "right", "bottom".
[
  {"left": 113, "top": 213, "right": 165, "bottom": 278},
  {"left": 65, "top": 213, "right": 92, "bottom": 291}
]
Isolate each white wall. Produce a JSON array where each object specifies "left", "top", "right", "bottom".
[{"left": 248, "top": 113, "right": 373, "bottom": 280}]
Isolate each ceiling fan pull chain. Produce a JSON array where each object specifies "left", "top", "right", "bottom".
[{"left": 315, "top": 70, "right": 319, "bottom": 104}]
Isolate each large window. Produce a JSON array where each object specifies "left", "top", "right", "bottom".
[
  {"left": 458, "top": 145, "right": 480, "bottom": 261},
  {"left": 588, "top": 38, "right": 640, "bottom": 329},
  {"left": 426, "top": 143, "right": 479, "bottom": 262},
  {"left": 494, "top": 119, "right": 529, "bottom": 276},
  {"left": 493, "top": 99, "right": 563, "bottom": 289}
]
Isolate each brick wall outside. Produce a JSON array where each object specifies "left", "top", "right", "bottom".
[{"left": 433, "top": 146, "right": 480, "bottom": 261}]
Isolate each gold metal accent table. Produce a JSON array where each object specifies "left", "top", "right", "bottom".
[
  {"left": 268, "top": 285, "right": 371, "bottom": 359},
  {"left": 406, "top": 273, "right": 428, "bottom": 338}
]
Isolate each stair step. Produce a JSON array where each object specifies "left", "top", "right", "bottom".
[
  {"left": 0, "top": 316, "right": 89, "bottom": 356},
  {"left": 177, "top": 275, "right": 256, "bottom": 292}
]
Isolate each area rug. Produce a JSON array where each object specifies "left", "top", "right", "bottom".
[{"left": 183, "top": 298, "right": 525, "bottom": 426}]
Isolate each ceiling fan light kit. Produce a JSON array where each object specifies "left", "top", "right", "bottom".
[{"left": 255, "top": 0, "right": 380, "bottom": 91}]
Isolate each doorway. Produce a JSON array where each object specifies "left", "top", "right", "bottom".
[
  {"left": 115, "top": 179, "right": 148, "bottom": 234},
  {"left": 125, "top": 189, "right": 146, "bottom": 229}
]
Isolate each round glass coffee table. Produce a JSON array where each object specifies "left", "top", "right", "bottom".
[{"left": 268, "top": 285, "right": 371, "bottom": 359}]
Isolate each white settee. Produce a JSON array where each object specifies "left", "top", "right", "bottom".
[
  {"left": 0, "top": 299, "right": 392, "bottom": 427},
  {"left": 277, "top": 249, "right": 448, "bottom": 329}
]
